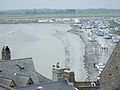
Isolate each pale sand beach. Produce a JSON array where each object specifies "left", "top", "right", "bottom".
[{"left": 53, "top": 30, "right": 88, "bottom": 81}]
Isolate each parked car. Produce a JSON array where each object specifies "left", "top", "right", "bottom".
[
  {"left": 104, "top": 33, "right": 112, "bottom": 39},
  {"left": 111, "top": 36, "right": 119, "bottom": 43},
  {"left": 88, "top": 36, "right": 97, "bottom": 42},
  {"left": 95, "top": 63, "right": 105, "bottom": 71},
  {"left": 97, "top": 31, "right": 104, "bottom": 36}
]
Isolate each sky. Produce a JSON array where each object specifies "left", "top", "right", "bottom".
[{"left": 0, "top": 0, "right": 120, "bottom": 10}]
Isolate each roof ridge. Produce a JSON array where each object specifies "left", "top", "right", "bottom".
[
  {"left": 14, "top": 73, "right": 30, "bottom": 78},
  {"left": 0, "top": 57, "right": 32, "bottom": 62}
]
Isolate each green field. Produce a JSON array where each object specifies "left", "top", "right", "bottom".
[
  {"left": 109, "top": 20, "right": 120, "bottom": 27},
  {"left": 0, "top": 13, "right": 120, "bottom": 19}
]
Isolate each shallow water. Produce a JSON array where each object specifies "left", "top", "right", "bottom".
[
  {"left": 0, "top": 24, "right": 87, "bottom": 81},
  {"left": 0, "top": 24, "right": 72, "bottom": 79}
]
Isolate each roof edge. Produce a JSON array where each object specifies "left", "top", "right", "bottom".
[{"left": 0, "top": 57, "right": 32, "bottom": 62}]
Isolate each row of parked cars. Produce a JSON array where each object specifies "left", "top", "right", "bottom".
[
  {"left": 91, "top": 29, "right": 120, "bottom": 43},
  {"left": 94, "top": 63, "right": 106, "bottom": 79}
]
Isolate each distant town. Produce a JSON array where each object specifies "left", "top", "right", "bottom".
[{"left": 0, "top": 8, "right": 120, "bottom": 14}]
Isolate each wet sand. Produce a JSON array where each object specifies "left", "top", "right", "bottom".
[
  {"left": 53, "top": 31, "right": 87, "bottom": 81},
  {"left": 0, "top": 24, "right": 71, "bottom": 79},
  {"left": 0, "top": 24, "right": 88, "bottom": 81}
]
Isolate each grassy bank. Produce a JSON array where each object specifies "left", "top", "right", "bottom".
[
  {"left": 109, "top": 20, "right": 120, "bottom": 27},
  {"left": 0, "top": 13, "right": 120, "bottom": 19}
]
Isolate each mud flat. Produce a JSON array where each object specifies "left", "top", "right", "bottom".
[
  {"left": 69, "top": 29, "right": 99, "bottom": 81},
  {"left": 53, "top": 29, "right": 87, "bottom": 81}
]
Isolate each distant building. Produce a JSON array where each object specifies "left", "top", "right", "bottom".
[{"left": 100, "top": 41, "right": 120, "bottom": 89}]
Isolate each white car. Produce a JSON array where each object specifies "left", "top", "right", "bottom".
[
  {"left": 95, "top": 63, "right": 105, "bottom": 71},
  {"left": 97, "top": 31, "right": 104, "bottom": 36},
  {"left": 104, "top": 33, "right": 112, "bottom": 39},
  {"left": 111, "top": 36, "right": 119, "bottom": 43},
  {"left": 88, "top": 36, "right": 97, "bottom": 42}
]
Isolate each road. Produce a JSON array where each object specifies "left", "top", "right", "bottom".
[{"left": 69, "top": 28, "right": 116, "bottom": 81}]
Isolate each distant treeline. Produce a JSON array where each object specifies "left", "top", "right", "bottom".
[{"left": 0, "top": 9, "right": 120, "bottom": 14}]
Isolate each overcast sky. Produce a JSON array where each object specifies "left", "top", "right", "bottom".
[{"left": 0, "top": 0, "right": 120, "bottom": 10}]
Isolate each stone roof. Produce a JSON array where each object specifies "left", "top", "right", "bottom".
[
  {"left": 0, "top": 57, "right": 39, "bottom": 87},
  {"left": 15, "top": 80, "right": 76, "bottom": 90},
  {"left": 36, "top": 72, "right": 52, "bottom": 83},
  {"left": 14, "top": 74, "right": 34, "bottom": 86},
  {"left": 0, "top": 83, "right": 15, "bottom": 90},
  {"left": 0, "top": 77, "right": 16, "bottom": 87}
]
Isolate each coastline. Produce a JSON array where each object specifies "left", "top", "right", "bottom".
[
  {"left": 53, "top": 27, "right": 88, "bottom": 81},
  {"left": 69, "top": 27, "right": 116, "bottom": 81},
  {"left": 69, "top": 28, "right": 102, "bottom": 81},
  {"left": 0, "top": 23, "right": 116, "bottom": 82}
]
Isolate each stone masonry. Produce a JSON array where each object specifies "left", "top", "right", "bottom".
[{"left": 100, "top": 41, "right": 120, "bottom": 88}]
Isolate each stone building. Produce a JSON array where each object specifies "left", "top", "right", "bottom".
[
  {"left": 52, "top": 63, "right": 75, "bottom": 83},
  {"left": 52, "top": 64, "right": 100, "bottom": 90},
  {"left": 2, "top": 46, "right": 11, "bottom": 60},
  {"left": 0, "top": 57, "right": 39, "bottom": 87},
  {"left": 100, "top": 41, "right": 120, "bottom": 89},
  {"left": 15, "top": 80, "right": 76, "bottom": 90},
  {"left": 0, "top": 46, "right": 51, "bottom": 87}
]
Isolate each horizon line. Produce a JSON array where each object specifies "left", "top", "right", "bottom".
[{"left": 0, "top": 8, "right": 120, "bottom": 11}]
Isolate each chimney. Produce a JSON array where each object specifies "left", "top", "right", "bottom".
[
  {"left": 52, "top": 63, "right": 66, "bottom": 81},
  {"left": 52, "top": 63, "right": 74, "bottom": 81},
  {"left": 63, "top": 70, "right": 75, "bottom": 83},
  {"left": 2, "top": 46, "right": 11, "bottom": 60}
]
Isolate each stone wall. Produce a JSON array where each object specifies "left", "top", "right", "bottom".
[
  {"left": 77, "top": 86, "right": 100, "bottom": 90},
  {"left": 100, "top": 41, "right": 120, "bottom": 88}
]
